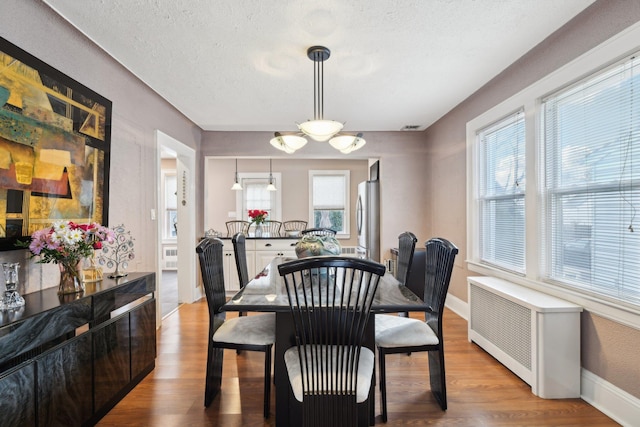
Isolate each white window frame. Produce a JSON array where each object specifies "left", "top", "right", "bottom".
[
  {"left": 161, "top": 169, "right": 177, "bottom": 242},
  {"left": 466, "top": 22, "right": 640, "bottom": 329},
  {"left": 235, "top": 172, "right": 282, "bottom": 223},
  {"left": 308, "top": 170, "right": 350, "bottom": 239}
]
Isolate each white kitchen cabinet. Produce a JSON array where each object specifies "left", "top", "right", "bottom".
[
  {"left": 253, "top": 239, "right": 298, "bottom": 275},
  {"left": 221, "top": 239, "right": 256, "bottom": 292}
]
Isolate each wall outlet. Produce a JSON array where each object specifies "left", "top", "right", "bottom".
[{"left": 150, "top": 209, "right": 156, "bottom": 220}]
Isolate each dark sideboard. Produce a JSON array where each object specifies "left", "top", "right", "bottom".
[{"left": 0, "top": 272, "right": 156, "bottom": 426}]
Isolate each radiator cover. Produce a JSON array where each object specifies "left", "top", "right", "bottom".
[{"left": 468, "top": 276, "right": 582, "bottom": 398}]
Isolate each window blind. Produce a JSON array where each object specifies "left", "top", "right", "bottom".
[
  {"left": 476, "top": 110, "right": 526, "bottom": 274},
  {"left": 542, "top": 53, "right": 640, "bottom": 304}
]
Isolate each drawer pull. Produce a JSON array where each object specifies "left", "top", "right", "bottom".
[{"left": 265, "top": 243, "right": 272, "bottom": 247}]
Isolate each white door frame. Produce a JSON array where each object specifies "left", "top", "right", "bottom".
[{"left": 156, "top": 130, "right": 198, "bottom": 323}]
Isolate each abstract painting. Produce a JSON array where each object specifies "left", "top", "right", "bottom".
[{"left": 0, "top": 36, "right": 111, "bottom": 250}]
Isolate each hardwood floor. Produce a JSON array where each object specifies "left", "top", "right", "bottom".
[{"left": 98, "top": 302, "right": 619, "bottom": 426}]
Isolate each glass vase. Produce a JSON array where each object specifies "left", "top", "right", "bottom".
[
  {"left": 58, "top": 261, "right": 84, "bottom": 294},
  {"left": 1, "top": 262, "right": 25, "bottom": 309},
  {"left": 254, "top": 223, "right": 263, "bottom": 237}
]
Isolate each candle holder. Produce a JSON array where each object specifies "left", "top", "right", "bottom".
[{"left": 1, "top": 262, "right": 25, "bottom": 310}]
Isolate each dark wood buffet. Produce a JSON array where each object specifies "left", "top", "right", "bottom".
[{"left": 0, "top": 272, "right": 156, "bottom": 426}]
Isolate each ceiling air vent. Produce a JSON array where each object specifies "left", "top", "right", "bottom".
[{"left": 401, "top": 125, "right": 422, "bottom": 131}]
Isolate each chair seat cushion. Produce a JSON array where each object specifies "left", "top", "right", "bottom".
[
  {"left": 213, "top": 313, "right": 275, "bottom": 345},
  {"left": 375, "top": 314, "right": 439, "bottom": 348},
  {"left": 284, "top": 345, "right": 374, "bottom": 403}
]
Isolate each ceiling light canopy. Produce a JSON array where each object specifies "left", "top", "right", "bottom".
[{"left": 271, "top": 46, "right": 365, "bottom": 154}]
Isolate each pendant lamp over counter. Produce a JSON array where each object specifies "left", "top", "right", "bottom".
[
  {"left": 270, "top": 46, "right": 366, "bottom": 154},
  {"left": 231, "top": 158, "right": 242, "bottom": 190},
  {"left": 266, "top": 159, "right": 277, "bottom": 191}
]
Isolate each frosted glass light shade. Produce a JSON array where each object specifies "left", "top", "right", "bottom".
[
  {"left": 270, "top": 133, "right": 307, "bottom": 153},
  {"left": 298, "top": 120, "right": 343, "bottom": 142},
  {"left": 329, "top": 134, "right": 366, "bottom": 153},
  {"left": 266, "top": 182, "right": 277, "bottom": 191},
  {"left": 231, "top": 181, "right": 243, "bottom": 190}
]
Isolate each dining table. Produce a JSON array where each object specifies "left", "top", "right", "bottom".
[{"left": 220, "top": 256, "right": 429, "bottom": 426}]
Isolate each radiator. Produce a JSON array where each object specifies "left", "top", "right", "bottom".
[
  {"left": 467, "top": 276, "right": 582, "bottom": 398},
  {"left": 340, "top": 246, "right": 358, "bottom": 257},
  {"left": 163, "top": 246, "right": 178, "bottom": 270}
]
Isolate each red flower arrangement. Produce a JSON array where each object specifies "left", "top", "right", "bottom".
[{"left": 248, "top": 209, "right": 268, "bottom": 225}]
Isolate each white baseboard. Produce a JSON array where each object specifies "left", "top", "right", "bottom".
[
  {"left": 581, "top": 368, "right": 640, "bottom": 427},
  {"left": 445, "top": 292, "right": 468, "bottom": 321},
  {"left": 445, "top": 293, "right": 640, "bottom": 426}
]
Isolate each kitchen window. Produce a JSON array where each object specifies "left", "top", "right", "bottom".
[
  {"left": 467, "top": 24, "right": 640, "bottom": 320},
  {"left": 235, "top": 172, "right": 282, "bottom": 223},
  {"left": 309, "top": 170, "right": 350, "bottom": 238}
]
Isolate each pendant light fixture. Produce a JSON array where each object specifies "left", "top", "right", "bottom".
[
  {"left": 270, "top": 46, "right": 365, "bottom": 154},
  {"left": 231, "top": 158, "right": 242, "bottom": 190},
  {"left": 266, "top": 159, "right": 277, "bottom": 191}
]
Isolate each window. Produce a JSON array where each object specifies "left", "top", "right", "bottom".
[
  {"left": 235, "top": 172, "right": 282, "bottom": 222},
  {"left": 467, "top": 24, "right": 640, "bottom": 318},
  {"left": 476, "top": 111, "right": 526, "bottom": 274},
  {"left": 162, "top": 170, "right": 177, "bottom": 240},
  {"left": 309, "top": 170, "right": 350, "bottom": 237},
  {"left": 541, "top": 54, "right": 640, "bottom": 305}
]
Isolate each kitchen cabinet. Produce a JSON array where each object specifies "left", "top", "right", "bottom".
[
  {"left": 221, "top": 239, "right": 256, "bottom": 292},
  {"left": 253, "top": 238, "right": 298, "bottom": 274},
  {"left": 0, "top": 273, "right": 156, "bottom": 427},
  {"left": 220, "top": 238, "right": 298, "bottom": 290}
]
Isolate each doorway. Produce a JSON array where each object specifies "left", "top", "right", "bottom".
[{"left": 156, "top": 130, "right": 198, "bottom": 324}]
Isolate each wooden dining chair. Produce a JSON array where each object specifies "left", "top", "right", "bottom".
[
  {"left": 375, "top": 237, "right": 458, "bottom": 421},
  {"left": 260, "top": 220, "right": 282, "bottom": 235},
  {"left": 301, "top": 227, "right": 336, "bottom": 237},
  {"left": 278, "top": 256, "right": 386, "bottom": 427},
  {"left": 283, "top": 220, "right": 308, "bottom": 233},
  {"left": 225, "top": 220, "right": 249, "bottom": 236},
  {"left": 196, "top": 237, "right": 275, "bottom": 418}
]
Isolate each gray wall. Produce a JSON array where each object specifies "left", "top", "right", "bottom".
[
  {"left": 0, "top": 0, "right": 202, "bottom": 291},
  {"left": 200, "top": 131, "right": 431, "bottom": 261},
  {"left": 423, "top": 0, "right": 640, "bottom": 398}
]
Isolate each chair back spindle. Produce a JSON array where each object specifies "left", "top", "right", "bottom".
[{"left": 278, "top": 256, "right": 385, "bottom": 426}]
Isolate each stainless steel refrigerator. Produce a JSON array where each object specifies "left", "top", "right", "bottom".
[{"left": 356, "top": 180, "right": 380, "bottom": 262}]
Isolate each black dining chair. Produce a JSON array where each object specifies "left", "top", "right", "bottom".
[
  {"left": 394, "top": 231, "right": 418, "bottom": 317},
  {"left": 278, "top": 256, "right": 386, "bottom": 427},
  {"left": 196, "top": 237, "right": 275, "bottom": 418},
  {"left": 301, "top": 227, "right": 336, "bottom": 237},
  {"left": 375, "top": 237, "right": 458, "bottom": 421},
  {"left": 232, "top": 232, "right": 250, "bottom": 318}
]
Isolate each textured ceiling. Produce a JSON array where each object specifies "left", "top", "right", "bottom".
[{"left": 43, "top": 0, "right": 594, "bottom": 133}]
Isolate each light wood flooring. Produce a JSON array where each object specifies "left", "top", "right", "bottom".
[{"left": 97, "top": 301, "right": 619, "bottom": 426}]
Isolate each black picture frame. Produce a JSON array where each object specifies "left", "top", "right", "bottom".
[{"left": 0, "top": 36, "right": 111, "bottom": 251}]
